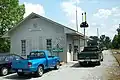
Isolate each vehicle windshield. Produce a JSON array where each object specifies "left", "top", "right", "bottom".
[
  {"left": 0, "top": 56, "right": 6, "bottom": 61},
  {"left": 30, "top": 51, "right": 45, "bottom": 58},
  {"left": 83, "top": 47, "right": 99, "bottom": 51}
]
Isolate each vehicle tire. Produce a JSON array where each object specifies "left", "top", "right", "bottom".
[
  {"left": 17, "top": 72, "right": 24, "bottom": 76},
  {"left": 101, "top": 58, "right": 103, "bottom": 61},
  {"left": 36, "top": 66, "right": 44, "bottom": 77},
  {"left": 101, "top": 55, "right": 103, "bottom": 61},
  {"left": 1, "top": 67, "right": 8, "bottom": 76},
  {"left": 54, "top": 62, "right": 60, "bottom": 70},
  {"left": 96, "top": 61, "right": 101, "bottom": 66},
  {"left": 79, "top": 62, "right": 83, "bottom": 66}
]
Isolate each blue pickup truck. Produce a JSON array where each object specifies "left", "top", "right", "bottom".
[{"left": 12, "top": 50, "right": 60, "bottom": 77}]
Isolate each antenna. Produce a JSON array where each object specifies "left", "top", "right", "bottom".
[
  {"left": 76, "top": 1, "right": 78, "bottom": 32},
  {"left": 97, "top": 28, "right": 99, "bottom": 38}
]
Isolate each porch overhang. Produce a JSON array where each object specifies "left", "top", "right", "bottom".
[{"left": 66, "top": 31, "right": 89, "bottom": 40}]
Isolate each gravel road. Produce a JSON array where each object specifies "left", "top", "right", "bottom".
[{"left": 0, "top": 50, "right": 119, "bottom": 80}]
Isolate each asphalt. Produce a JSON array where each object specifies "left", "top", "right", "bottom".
[{"left": 0, "top": 50, "right": 119, "bottom": 80}]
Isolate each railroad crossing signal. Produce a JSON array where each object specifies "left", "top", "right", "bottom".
[{"left": 80, "top": 12, "right": 89, "bottom": 47}]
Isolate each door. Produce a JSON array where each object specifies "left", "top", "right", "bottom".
[
  {"left": 47, "top": 57, "right": 56, "bottom": 67},
  {"left": 73, "top": 46, "right": 78, "bottom": 61},
  {"left": 47, "top": 51, "right": 56, "bottom": 67}
]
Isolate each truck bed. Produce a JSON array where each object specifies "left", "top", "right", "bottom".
[
  {"left": 78, "top": 51, "right": 100, "bottom": 59},
  {"left": 12, "top": 58, "right": 46, "bottom": 69}
]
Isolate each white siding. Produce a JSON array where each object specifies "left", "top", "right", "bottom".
[
  {"left": 10, "top": 18, "right": 67, "bottom": 62},
  {"left": 66, "top": 35, "right": 74, "bottom": 62}
]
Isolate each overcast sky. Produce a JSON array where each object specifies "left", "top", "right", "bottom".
[{"left": 19, "top": 0, "right": 120, "bottom": 39}]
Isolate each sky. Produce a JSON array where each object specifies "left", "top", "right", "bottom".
[{"left": 19, "top": 0, "right": 120, "bottom": 39}]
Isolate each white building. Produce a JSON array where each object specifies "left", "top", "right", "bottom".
[{"left": 3, "top": 13, "right": 87, "bottom": 62}]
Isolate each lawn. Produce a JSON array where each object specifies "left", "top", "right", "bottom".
[{"left": 112, "top": 49, "right": 120, "bottom": 66}]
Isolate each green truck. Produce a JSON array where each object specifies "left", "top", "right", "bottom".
[{"left": 78, "top": 46, "right": 103, "bottom": 66}]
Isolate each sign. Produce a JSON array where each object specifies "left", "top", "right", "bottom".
[{"left": 52, "top": 48, "right": 63, "bottom": 52}]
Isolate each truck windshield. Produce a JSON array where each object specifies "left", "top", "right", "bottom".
[
  {"left": 83, "top": 47, "right": 99, "bottom": 51},
  {"left": 30, "top": 52, "right": 45, "bottom": 58},
  {"left": 0, "top": 56, "right": 5, "bottom": 61}
]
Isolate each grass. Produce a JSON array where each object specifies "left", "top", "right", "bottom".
[
  {"left": 112, "top": 49, "right": 120, "bottom": 66},
  {"left": 104, "top": 49, "right": 120, "bottom": 80}
]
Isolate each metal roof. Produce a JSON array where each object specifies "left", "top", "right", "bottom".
[{"left": 2, "top": 12, "right": 86, "bottom": 38}]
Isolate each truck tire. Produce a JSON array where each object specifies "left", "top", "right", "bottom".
[
  {"left": 1, "top": 67, "right": 8, "bottom": 76},
  {"left": 96, "top": 61, "right": 101, "bottom": 66},
  {"left": 101, "top": 54, "right": 104, "bottom": 61},
  {"left": 36, "top": 66, "right": 44, "bottom": 77},
  {"left": 17, "top": 72, "right": 24, "bottom": 76},
  {"left": 101, "top": 58, "right": 103, "bottom": 61},
  {"left": 54, "top": 62, "right": 60, "bottom": 70},
  {"left": 79, "top": 62, "right": 83, "bottom": 66}
]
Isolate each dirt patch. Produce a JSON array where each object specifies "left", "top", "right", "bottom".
[
  {"left": 113, "top": 54, "right": 120, "bottom": 66},
  {"left": 105, "top": 65, "right": 120, "bottom": 80},
  {"left": 105, "top": 50, "right": 120, "bottom": 80}
]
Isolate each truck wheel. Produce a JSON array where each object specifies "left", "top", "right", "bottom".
[
  {"left": 54, "top": 62, "right": 60, "bottom": 70},
  {"left": 101, "top": 58, "right": 103, "bottom": 61},
  {"left": 1, "top": 67, "right": 8, "bottom": 76},
  {"left": 36, "top": 66, "right": 44, "bottom": 77},
  {"left": 96, "top": 61, "right": 101, "bottom": 66},
  {"left": 79, "top": 62, "right": 83, "bottom": 66},
  {"left": 17, "top": 72, "right": 24, "bottom": 76}
]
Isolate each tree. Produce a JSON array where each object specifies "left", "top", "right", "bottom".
[
  {"left": 112, "top": 35, "right": 118, "bottom": 49},
  {"left": 87, "top": 35, "right": 111, "bottom": 49},
  {"left": 112, "top": 24, "right": 120, "bottom": 49},
  {"left": 99, "top": 35, "right": 111, "bottom": 49},
  {"left": 0, "top": 0, "right": 25, "bottom": 52},
  {"left": 87, "top": 36, "right": 99, "bottom": 46},
  {"left": 104, "top": 37, "right": 111, "bottom": 49}
]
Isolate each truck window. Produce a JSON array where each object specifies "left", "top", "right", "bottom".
[
  {"left": 47, "top": 51, "right": 52, "bottom": 57},
  {"left": 30, "top": 52, "right": 45, "bottom": 58},
  {"left": 83, "top": 47, "right": 98, "bottom": 51},
  {"left": 0, "top": 56, "right": 5, "bottom": 61}
]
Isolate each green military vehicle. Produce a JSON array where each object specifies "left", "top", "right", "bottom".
[{"left": 78, "top": 46, "right": 103, "bottom": 66}]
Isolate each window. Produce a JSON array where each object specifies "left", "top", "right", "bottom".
[
  {"left": 30, "top": 52, "right": 45, "bottom": 58},
  {"left": 21, "top": 40, "right": 26, "bottom": 56},
  {"left": 69, "top": 44, "right": 72, "bottom": 53},
  {"left": 46, "top": 39, "right": 52, "bottom": 52},
  {"left": 5, "top": 55, "right": 14, "bottom": 61},
  {"left": 0, "top": 56, "right": 5, "bottom": 61},
  {"left": 47, "top": 51, "right": 52, "bottom": 57},
  {"left": 14, "top": 55, "right": 23, "bottom": 60}
]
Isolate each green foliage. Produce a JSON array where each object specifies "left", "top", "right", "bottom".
[
  {"left": 87, "top": 36, "right": 99, "bottom": 46},
  {"left": 0, "top": 0, "right": 25, "bottom": 52},
  {"left": 112, "top": 25, "right": 120, "bottom": 49},
  {"left": 99, "top": 35, "right": 111, "bottom": 49},
  {"left": 87, "top": 35, "right": 112, "bottom": 49},
  {"left": 112, "top": 35, "right": 118, "bottom": 49}
]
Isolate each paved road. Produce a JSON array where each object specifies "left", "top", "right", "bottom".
[{"left": 0, "top": 50, "right": 119, "bottom": 80}]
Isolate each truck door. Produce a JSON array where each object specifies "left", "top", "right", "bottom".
[{"left": 47, "top": 51, "right": 56, "bottom": 67}]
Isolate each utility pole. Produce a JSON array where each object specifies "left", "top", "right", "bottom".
[
  {"left": 84, "top": 12, "right": 87, "bottom": 47},
  {"left": 97, "top": 28, "right": 99, "bottom": 38},
  {"left": 97, "top": 28, "right": 100, "bottom": 47},
  {"left": 76, "top": 1, "right": 78, "bottom": 32},
  {"left": 80, "top": 12, "right": 89, "bottom": 47}
]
